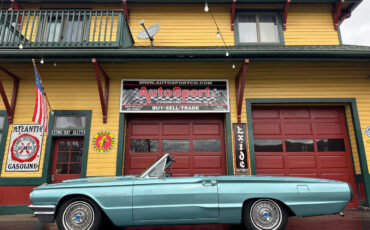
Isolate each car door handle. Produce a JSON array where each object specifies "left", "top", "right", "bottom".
[{"left": 202, "top": 181, "right": 217, "bottom": 186}]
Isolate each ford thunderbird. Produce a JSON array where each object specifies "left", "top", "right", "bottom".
[{"left": 29, "top": 153, "right": 352, "bottom": 230}]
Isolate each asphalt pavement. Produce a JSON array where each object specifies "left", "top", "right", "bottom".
[{"left": 0, "top": 209, "right": 369, "bottom": 230}]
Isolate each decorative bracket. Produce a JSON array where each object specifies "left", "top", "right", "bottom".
[
  {"left": 282, "top": 0, "right": 290, "bottom": 31},
  {"left": 92, "top": 58, "right": 110, "bottom": 124},
  {"left": 10, "top": 0, "right": 21, "bottom": 10},
  {"left": 332, "top": 0, "right": 344, "bottom": 31},
  {"left": 231, "top": 0, "right": 236, "bottom": 31},
  {"left": 0, "top": 67, "right": 20, "bottom": 124},
  {"left": 123, "top": 0, "right": 130, "bottom": 23},
  {"left": 235, "top": 59, "right": 249, "bottom": 123}
]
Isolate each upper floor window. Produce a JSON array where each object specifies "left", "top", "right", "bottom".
[
  {"left": 37, "top": 14, "right": 90, "bottom": 43},
  {"left": 236, "top": 13, "right": 282, "bottom": 44}
]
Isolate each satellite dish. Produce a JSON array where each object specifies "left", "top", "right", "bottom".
[
  {"left": 137, "top": 19, "right": 160, "bottom": 47},
  {"left": 137, "top": 24, "right": 160, "bottom": 39}
]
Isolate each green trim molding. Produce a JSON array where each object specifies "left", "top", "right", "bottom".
[
  {"left": 234, "top": 9, "right": 285, "bottom": 46},
  {"left": 116, "top": 113, "right": 125, "bottom": 176},
  {"left": 2, "top": 45, "right": 370, "bottom": 63},
  {"left": 0, "top": 111, "right": 9, "bottom": 174},
  {"left": 225, "top": 113, "right": 235, "bottom": 175},
  {"left": 0, "top": 205, "right": 33, "bottom": 215},
  {"left": 245, "top": 98, "right": 370, "bottom": 206}
]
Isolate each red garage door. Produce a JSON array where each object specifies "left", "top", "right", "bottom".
[
  {"left": 252, "top": 106, "right": 358, "bottom": 208},
  {"left": 125, "top": 114, "right": 226, "bottom": 177}
]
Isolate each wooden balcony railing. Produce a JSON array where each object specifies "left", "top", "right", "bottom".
[{"left": 0, "top": 10, "right": 132, "bottom": 48}]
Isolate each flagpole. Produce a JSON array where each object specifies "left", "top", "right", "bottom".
[{"left": 32, "top": 59, "right": 53, "bottom": 112}]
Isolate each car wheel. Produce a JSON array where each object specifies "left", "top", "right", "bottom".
[
  {"left": 244, "top": 199, "right": 288, "bottom": 230},
  {"left": 57, "top": 197, "right": 102, "bottom": 230}
]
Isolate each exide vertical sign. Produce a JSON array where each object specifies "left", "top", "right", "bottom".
[{"left": 120, "top": 80, "right": 229, "bottom": 113}]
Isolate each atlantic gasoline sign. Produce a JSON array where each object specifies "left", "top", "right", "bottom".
[
  {"left": 91, "top": 130, "right": 115, "bottom": 153},
  {"left": 5, "top": 124, "right": 44, "bottom": 172},
  {"left": 120, "top": 80, "right": 229, "bottom": 113}
]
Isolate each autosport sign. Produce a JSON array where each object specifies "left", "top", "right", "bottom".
[
  {"left": 5, "top": 124, "right": 44, "bottom": 172},
  {"left": 120, "top": 80, "right": 229, "bottom": 113}
]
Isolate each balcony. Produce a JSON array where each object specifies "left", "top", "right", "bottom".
[{"left": 0, "top": 10, "right": 133, "bottom": 48}]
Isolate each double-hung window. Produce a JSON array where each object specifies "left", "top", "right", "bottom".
[{"left": 236, "top": 13, "right": 282, "bottom": 44}]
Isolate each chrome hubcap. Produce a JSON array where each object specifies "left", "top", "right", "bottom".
[
  {"left": 250, "top": 199, "right": 282, "bottom": 230},
  {"left": 63, "top": 201, "right": 94, "bottom": 230}
]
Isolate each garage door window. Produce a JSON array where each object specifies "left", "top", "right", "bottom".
[
  {"left": 254, "top": 139, "right": 282, "bottom": 152},
  {"left": 193, "top": 139, "right": 221, "bottom": 152},
  {"left": 162, "top": 140, "right": 190, "bottom": 152},
  {"left": 130, "top": 139, "right": 159, "bottom": 153},
  {"left": 317, "top": 139, "right": 346, "bottom": 152},
  {"left": 285, "top": 139, "right": 314, "bottom": 152}
]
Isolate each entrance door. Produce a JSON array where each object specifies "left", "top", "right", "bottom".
[
  {"left": 252, "top": 106, "right": 358, "bottom": 208},
  {"left": 52, "top": 138, "right": 84, "bottom": 183}
]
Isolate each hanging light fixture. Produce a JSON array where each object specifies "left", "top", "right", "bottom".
[
  {"left": 40, "top": 58, "right": 44, "bottom": 64},
  {"left": 216, "top": 29, "right": 221, "bottom": 39},
  {"left": 204, "top": 2, "right": 209, "bottom": 12}
]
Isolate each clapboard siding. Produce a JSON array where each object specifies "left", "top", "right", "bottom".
[
  {"left": 129, "top": 4, "right": 234, "bottom": 47},
  {"left": 1, "top": 62, "right": 368, "bottom": 176},
  {"left": 345, "top": 104, "right": 361, "bottom": 175},
  {"left": 284, "top": 4, "right": 340, "bottom": 45},
  {"left": 231, "top": 62, "right": 370, "bottom": 173}
]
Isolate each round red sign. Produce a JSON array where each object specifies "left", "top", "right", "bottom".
[{"left": 10, "top": 133, "right": 40, "bottom": 163}]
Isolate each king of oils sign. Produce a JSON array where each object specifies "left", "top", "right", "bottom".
[{"left": 5, "top": 124, "right": 44, "bottom": 172}]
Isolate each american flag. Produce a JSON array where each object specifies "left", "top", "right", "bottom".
[{"left": 32, "top": 62, "right": 48, "bottom": 131}]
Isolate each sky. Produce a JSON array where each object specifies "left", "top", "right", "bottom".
[{"left": 340, "top": 0, "right": 370, "bottom": 46}]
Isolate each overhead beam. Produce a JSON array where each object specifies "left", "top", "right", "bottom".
[
  {"left": 123, "top": 0, "right": 130, "bottom": 23},
  {"left": 0, "top": 67, "right": 20, "bottom": 124},
  {"left": 282, "top": 0, "right": 290, "bottom": 31},
  {"left": 230, "top": 0, "right": 236, "bottom": 31},
  {"left": 332, "top": 0, "right": 344, "bottom": 30},
  {"left": 235, "top": 59, "right": 249, "bottom": 123},
  {"left": 92, "top": 58, "right": 110, "bottom": 124},
  {"left": 10, "top": 0, "right": 21, "bottom": 10}
]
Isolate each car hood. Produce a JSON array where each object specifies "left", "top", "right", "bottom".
[
  {"left": 34, "top": 175, "right": 136, "bottom": 190},
  {"left": 216, "top": 175, "right": 347, "bottom": 184}
]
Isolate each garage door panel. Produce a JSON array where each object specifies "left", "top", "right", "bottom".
[
  {"left": 252, "top": 108, "right": 280, "bottom": 119},
  {"left": 163, "top": 124, "right": 190, "bottom": 135},
  {"left": 286, "top": 156, "right": 316, "bottom": 169},
  {"left": 315, "top": 123, "right": 343, "bottom": 135},
  {"left": 193, "top": 156, "right": 222, "bottom": 169},
  {"left": 312, "top": 108, "right": 341, "bottom": 119},
  {"left": 256, "top": 156, "right": 284, "bottom": 169},
  {"left": 131, "top": 123, "right": 160, "bottom": 135},
  {"left": 284, "top": 123, "right": 312, "bottom": 135},
  {"left": 287, "top": 173, "right": 319, "bottom": 178},
  {"left": 281, "top": 108, "right": 310, "bottom": 119},
  {"left": 253, "top": 123, "right": 281, "bottom": 135},
  {"left": 319, "top": 155, "right": 348, "bottom": 169},
  {"left": 129, "top": 157, "right": 158, "bottom": 169},
  {"left": 319, "top": 173, "right": 353, "bottom": 183},
  {"left": 172, "top": 156, "right": 191, "bottom": 169},
  {"left": 193, "top": 123, "right": 220, "bottom": 135}
]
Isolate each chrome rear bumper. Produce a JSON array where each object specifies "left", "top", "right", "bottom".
[{"left": 28, "top": 205, "right": 56, "bottom": 223}]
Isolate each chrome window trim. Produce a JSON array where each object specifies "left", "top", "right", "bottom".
[{"left": 138, "top": 153, "right": 169, "bottom": 178}]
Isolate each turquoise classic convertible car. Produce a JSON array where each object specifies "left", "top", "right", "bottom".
[{"left": 29, "top": 153, "right": 352, "bottom": 230}]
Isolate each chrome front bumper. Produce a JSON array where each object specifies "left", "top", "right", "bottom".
[{"left": 28, "top": 205, "right": 56, "bottom": 223}]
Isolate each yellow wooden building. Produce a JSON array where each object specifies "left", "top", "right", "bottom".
[{"left": 0, "top": 0, "right": 370, "bottom": 214}]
